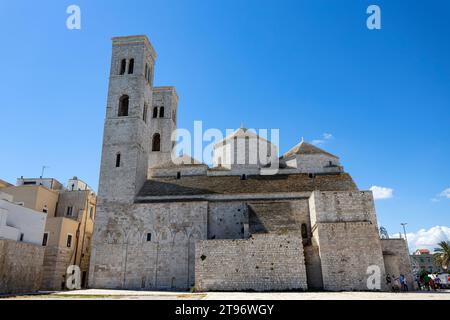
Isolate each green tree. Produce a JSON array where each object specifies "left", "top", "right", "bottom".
[{"left": 433, "top": 241, "right": 450, "bottom": 272}]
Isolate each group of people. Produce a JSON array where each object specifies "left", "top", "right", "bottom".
[
  {"left": 417, "top": 273, "right": 443, "bottom": 291},
  {"left": 385, "top": 274, "right": 408, "bottom": 292}
]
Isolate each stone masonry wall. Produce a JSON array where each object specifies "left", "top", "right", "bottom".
[
  {"left": 195, "top": 234, "right": 308, "bottom": 291},
  {"left": 293, "top": 154, "right": 342, "bottom": 174},
  {"left": 0, "top": 239, "right": 44, "bottom": 294},
  {"left": 208, "top": 202, "right": 248, "bottom": 240},
  {"left": 309, "top": 191, "right": 378, "bottom": 227},
  {"left": 89, "top": 201, "right": 207, "bottom": 290},
  {"left": 313, "top": 222, "right": 386, "bottom": 291},
  {"left": 41, "top": 247, "right": 73, "bottom": 291},
  {"left": 381, "top": 239, "right": 415, "bottom": 289}
]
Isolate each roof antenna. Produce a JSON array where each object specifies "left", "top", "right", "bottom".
[{"left": 41, "top": 165, "right": 49, "bottom": 178}]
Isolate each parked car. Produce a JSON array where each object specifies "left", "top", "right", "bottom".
[{"left": 430, "top": 273, "right": 450, "bottom": 289}]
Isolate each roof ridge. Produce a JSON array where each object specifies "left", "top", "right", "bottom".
[{"left": 282, "top": 140, "right": 338, "bottom": 159}]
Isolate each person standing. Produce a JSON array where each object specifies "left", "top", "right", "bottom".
[
  {"left": 415, "top": 275, "right": 422, "bottom": 291},
  {"left": 393, "top": 275, "right": 400, "bottom": 292},
  {"left": 434, "top": 275, "right": 441, "bottom": 290},
  {"left": 402, "top": 275, "right": 409, "bottom": 291},
  {"left": 386, "top": 273, "right": 392, "bottom": 291}
]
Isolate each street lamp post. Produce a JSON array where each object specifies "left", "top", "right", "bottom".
[
  {"left": 401, "top": 222, "right": 411, "bottom": 255},
  {"left": 401, "top": 223, "right": 408, "bottom": 241}
]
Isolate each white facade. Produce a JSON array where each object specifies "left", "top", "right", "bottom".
[
  {"left": 0, "top": 192, "right": 47, "bottom": 245},
  {"left": 213, "top": 128, "right": 279, "bottom": 174},
  {"left": 16, "top": 177, "right": 63, "bottom": 190},
  {"left": 67, "top": 177, "right": 92, "bottom": 191}
]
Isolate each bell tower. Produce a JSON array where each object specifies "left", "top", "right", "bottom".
[
  {"left": 97, "top": 36, "right": 156, "bottom": 203},
  {"left": 148, "top": 86, "right": 178, "bottom": 168}
]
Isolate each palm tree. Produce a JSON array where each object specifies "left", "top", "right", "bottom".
[{"left": 433, "top": 241, "right": 450, "bottom": 272}]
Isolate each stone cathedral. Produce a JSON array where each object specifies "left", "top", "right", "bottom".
[{"left": 89, "top": 35, "right": 413, "bottom": 291}]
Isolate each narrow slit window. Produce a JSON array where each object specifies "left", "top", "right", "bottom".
[
  {"left": 119, "top": 59, "right": 126, "bottom": 75},
  {"left": 128, "top": 58, "right": 134, "bottom": 74},
  {"left": 42, "top": 233, "right": 49, "bottom": 246},
  {"left": 143, "top": 103, "right": 148, "bottom": 123},
  {"left": 159, "top": 106, "right": 165, "bottom": 118},
  {"left": 115, "top": 153, "right": 121, "bottom": 167}
]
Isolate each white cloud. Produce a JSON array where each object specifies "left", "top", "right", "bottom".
[
  {"left": 323, "top": 133, "right": 333, "bottom": 140},
  {"left": 431, "top": 187, "right": 450, "bottom": 202},
  {"left": 405, "top": 226, "right": 450, "bottom": 253},
  {"left": 312, "top": 133, "right": 334, "bottom": 146},
  {"left": 439, "top": 188, "right": 450, "bottom": 199},
  {"left": 370, "top": 185, "right": 394, "bottom": 200}
]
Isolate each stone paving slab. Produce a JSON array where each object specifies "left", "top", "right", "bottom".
[{"left": 4, "top": 289, "right": 450, "bottom": 300}]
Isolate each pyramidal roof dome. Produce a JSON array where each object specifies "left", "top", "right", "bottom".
[
  {"left": 282, "top": 140, "right": 338, "bottom": 160},
  {"left": 153, "top": 154, "right": 206, "bottom": 168},
  {"left": 214, "top": 127, "right": 272, "bottom": 148}
]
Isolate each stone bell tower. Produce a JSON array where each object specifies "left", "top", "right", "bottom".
[
  {"left": 97, "top": 36, "right": 156, "bottom": 203},
  {"left": 148, "top": 86, "right": 179, "bottom": 169}
]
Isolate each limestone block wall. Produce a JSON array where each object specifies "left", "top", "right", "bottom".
[
  {"left": 195, "top": 234, "right": 308, "bottom": 291},
  {"left": 41, "top": 246, "right": 73, "bottom": 290},
  {"left": 99, "top": 119, "right": 150, "bottom": 203},
  {"left": 288, "top": 154, "right": 342, "bottom": 174},
  {"left": 98, "top": 36, "right": 154, "bottom": 204},
  {"left": 309, "top": 191, "right": 378, "bottom": 227},
  {"left": 148, "top": 87, "right": 178, "bottom": 169},
  {"left": 248, "top": 200, "right": 310, "bottom": 235},
  {"left": 89, "top": 201, "right": 207, "bottom": 290},
  {"left": 303, "top": 243, "right": 324, "bottom": 290},
  {"left": 0, "top": 239, "right": 44, "bottom": 294},
  {"left": 150, "top": 165, "right": 208, "bottom": 178},
  {"left": 313, "top": 222, "right": 386, "bottom": 291},
  {"left": 208, "top": 202, "right": 248, "bottom": 239},
  {"left": 381, "top": 239, "right": 415, "bottom": 289}
]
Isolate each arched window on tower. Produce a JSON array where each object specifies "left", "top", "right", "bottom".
[
  {"left": 118, "top": 95, "right": 129, "bottom": 117},
  {"left": 152, "top": 133, "right": 161, "bottom": 151},
  {"left": 153, "top": 107, "right": 158, "bottom": 118},
  {"left": 128, "top": 58, "right": 134, "bottom": 74},
  {"left": 159, "top": 107, "right": 165, "bottom": 118},
  {"left": 119, "top": 59, "right": 126, "bottom": 75},
  {"left": 301, "top": 223, "right": 308, "bottom": 239}
]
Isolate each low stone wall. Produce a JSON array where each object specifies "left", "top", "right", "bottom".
[
  {"left": 314, "top": 222, "right": 386, "bottom": 291},
  {"left": 381, "top": 239, "right": 415, "bottom": 289},
  {"left": 89, "top": 201, "right": 208, "bottom": 290},
  {"left": 0, "top": 239, "right": 44, "bottom": 294},
  {"left": 41, "top": 246, "right": 73, "bottom": 291},
  {"left": 195, "top": 234, "right": 308, "bottom": 291}
]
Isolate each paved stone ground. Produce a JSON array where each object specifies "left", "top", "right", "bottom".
[{"left": 3, "top": 289, "right": 450, "bottom": 300}]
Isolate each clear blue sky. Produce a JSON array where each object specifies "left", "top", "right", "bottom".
[{"left": 0, "top": 0, "right": 449, "bottom": 238}]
